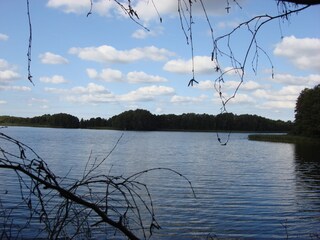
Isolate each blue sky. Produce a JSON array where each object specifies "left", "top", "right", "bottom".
[{"left": 0, "top": 0, "right": 319, "bottom": 121}]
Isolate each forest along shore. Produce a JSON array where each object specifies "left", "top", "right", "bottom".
[
  {"left": 248, "top": 134, "right": 320, "bottom": 145},
  {"left": 0, "top": 109, "right": 292, "bottom": 132}
]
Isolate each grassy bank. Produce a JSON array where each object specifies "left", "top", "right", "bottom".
[{"left": 248, "top": 134, "right": 320, "bottom": 145}]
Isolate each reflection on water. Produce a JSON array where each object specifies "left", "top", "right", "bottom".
[
  {"left": 294, "top": 144, "right": 320, "bottom": 181},
  {"left": 293, "top": 143, "right": 320, "bottom": 238},
  {"left": 0, "top": 127, "right": 320, "bottom": 239}
]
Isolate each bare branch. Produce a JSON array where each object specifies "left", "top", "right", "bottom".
[{"left": 0, "top": 131, "right": 195, "bottom": 239}]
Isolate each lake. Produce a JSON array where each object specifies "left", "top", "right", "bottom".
[{"left": 1, "top": 127, "right": 320, "bottom": 239}]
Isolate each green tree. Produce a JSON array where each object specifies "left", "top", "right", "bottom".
[
  {"left": 111, "top": 109, "right": 158, "bottom": 130},
  {"left": 49, "top": 113, "right": 80, "bottom": 128},
  {"left": 294, "top": 84, "right": 320, "bottom": 137}
]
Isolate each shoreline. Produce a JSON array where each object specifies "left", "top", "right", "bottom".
[{"left": 248, "top": 134, "right": 320, "bottom": 145}]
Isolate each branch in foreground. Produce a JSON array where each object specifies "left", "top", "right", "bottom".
[{"left": 0, "top": 131, "right": 195, "bottom": 239}]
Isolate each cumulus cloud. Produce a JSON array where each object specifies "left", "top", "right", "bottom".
[
  {"left": 222, "top": 80, "right": 263, "bottom": 91},
  {"left": 45, "top": 83, "right": 109, "bottom": 95},
  {"left": 0, "top": 100, "right": 6, "bottom": 104},
  {"left": 87, "top": 68, "right": 167, "bottom": 83},
  {"left": 171, "top": 94, "right": 207, "bottom": 104},
  {"left": 66, "top": 93, "right": 115, "bottom": 103},
  {"left": 39, "top": 52, "right": 69, "bottom": 64},
  {"left": 259, "top": 101, "right": 296, "bottom": 110},
  {"left": 71, "top": 83, "right": 108, "bottom": 94},
  {"left": 252, "top": 85, "right": 305, "bottom": 110},
  {"left": 46, "top": 83, "right": 174, "bottom": 104},
  {"left": 0, "top": 70, "right": 20, "bottom": 83},
  {"left": 39, "top": 75, "right": 68, "bottom": 84},
  {"left": 224, "top": 93, "right": 255, "bottom": 104},
  {"left": 47, "top": 0, "right": 243, "bottom": 21},
  {"left": 271, "top": 73, "right": 320, "bottom": 87},
  {"left": 132, "top": 27, "right": 163, "bottom": 39},
  {"left": 87, "top": 68, "right": 124, "bottom": 82},
  {"left": 163, "top": 56, "right": 216, "bottom": 74},
  {"left": 195, "top": 80, "right": 214, "bottom": 90},
  {"left": 0, "top": 85, "right": 31, "bottom": 91},
  {"left": 47, "top": 0, "right": 118, "bottom": 15},
  {"left": 133, "top": 0, "right": 243, "bottom": 22},
  {"left": 120, "top": 85, "right": 174, "bottom": 102},
  {"left": 127, "top": 71, "right": 167, "bottom": 83},
  {"left": 0, "top": 59, "right": 20, "bottom": 83},
  {"left": 28, "top": 98, "right": 49, "bottom": 109},
  {"left": 69, "top": 45, "right": 174, "bottom": 63},
  {"left": 0, "top": 33, "right": 9, "bottom": 41},
  {"left": 47, "top": 0, "right": 91, "bottom": 14},
  {"left": 274, "top": 36, "right": 320, "bottom": 72}
]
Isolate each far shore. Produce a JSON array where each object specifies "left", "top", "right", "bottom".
[{"left": 248, "top": 134, "right": 320, "bottom": 145}]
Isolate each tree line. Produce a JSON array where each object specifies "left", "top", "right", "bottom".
[
  {"left": 3, "top": 83, "right": 318, "bottom": 135},
  {"left": 0, "top": 110, "right": 293, "bottom": 132},
  {"left": 294, "top": 84, "right": 320, "bottom": 138}
]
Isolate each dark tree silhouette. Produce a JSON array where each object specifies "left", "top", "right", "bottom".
[{"left": 294, "top": 84, "right": 320, "bottom": 137}]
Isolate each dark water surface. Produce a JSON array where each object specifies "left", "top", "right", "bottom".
[{"left": 1, "top": 127, "right": 319, "bottom": 239}]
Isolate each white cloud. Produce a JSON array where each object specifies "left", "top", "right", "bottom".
[
  {"left": 195, "top": 80, "right": 214, "bottom": 90},
  {"left": 47, "top": 0, "right": 243, "bottom": 20},
  {"left": 0, "top": 59, "right": 20, "bottom": 83},
  {"left": 39, "top": 75, "right": 68, "bottom": 84},
  {"left": 0, "top": 33, "right": 8, "bottom": 41},
  {"left": 47, "top": 0, "right": 91, "bottom": 14},
  {"left": 133, "top": 0, "right": 243, "bottom": 22},
  {"left": 39, "top": 52, "right": 69, "bottom": 64},
  {"left": 274, "top": 36, "right": 320, "bottom": 72},
  {"left": 87, "top": 68, "right": 123, "bottom": 82},
  {"left": 253, "top": 86, "right": 303, "bottom": 102},
  {"left": 45, "top": 87, "right": 67, "bottom": 94},
  {"left": 271, "top": 73, "right": 320, "bottom": 87},
  {"left": 47, "top": 0, "right": 117, "bottom": 15},
  {"left": 225, "top": 93, "right": 255, "bottom": 104},
  {"left": 69, "top": 45, "right": 174, "bottom": 63},
  {"left": 87, "top": 68, "right": 167, "bottom": 83},
  {"left": 259, "top": 101, "right": 295, "bottom": 110},
  {"left": 66, "top": 93, "right": 115, "bottom": 103},
  {"left": 28, "top": 98, "right": 49, "bottom": 109},
  {"left": 120, "top": 85, "right": 174, "bottom": 102},
  {"left": 71, "top": 83, "right": 109, "bottom": 94},
  {"left": 0, "top": 85, "right": 31, "bottom": 91},
  {"left": 0, "top": 70, "right": 20, "bottom": 83},
  {"left": 195, "top": 79, "right": 261, "bottom": 92},
  {"left": 223, "top": 80, "right": 262, "bottom": 91},
  {"left": 132, "top": 27, "right": 163, "bottom": 39},
  {"left": 171, "top": 94, "right": 207, "bottom": 104},
  {"left": 45, "top": 83, "right": 109, "bottom": 95},
  {"left": 163, "top": 56, "right": 216, "bottom": 74},
  {"left": 54, "top": 84, "right": 174, "bottom": 104},
  {"left": 0, "top": 100, "right": 6, "bottom": 104},
  {"left": 127, "top": 71, "right": 167, "bottom": 83}
]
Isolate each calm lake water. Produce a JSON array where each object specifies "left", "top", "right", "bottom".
[{"left": 1, "top": 127, "right": 320, "bottom": 239}]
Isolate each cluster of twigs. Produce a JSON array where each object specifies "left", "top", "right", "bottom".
[
  {"left": 0, "top": 130, "right": 194, "bottom": 239},
  {"left": 175, "top": 0, "right": 311, "bottom": 145}
]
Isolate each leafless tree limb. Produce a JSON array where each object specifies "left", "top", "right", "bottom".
[{"left": 0, "top": 131, "right": 194, "bottom": 239}]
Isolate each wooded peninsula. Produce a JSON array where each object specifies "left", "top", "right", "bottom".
[{"left": 0, "top": 109, "right": 292, "bottom": 132}]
